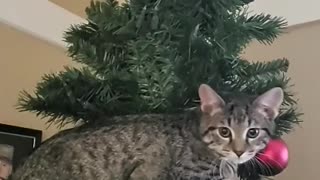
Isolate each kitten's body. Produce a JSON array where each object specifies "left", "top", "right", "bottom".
[
  {"left": 12, "top": 112, "right": 231, "bottom": 180},
  {"left": 11, "top": 85, "right": 283, "bottom": 180}
]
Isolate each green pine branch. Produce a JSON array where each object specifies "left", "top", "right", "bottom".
[
  {"left": 64, "top": 0, "right": 134, "bottom": 74},
  {"left": 64, "top": 22, "right": 133, "bottom": 74},
  {"left": 85, "top": 0, "right": 123, "bottom": 25},
  {"left": 276, "top": 108, "right": 303, "bottom": 136},
  {"left": 243, "top": 13, "right": 287, "bottom": 45},
  {"left": 16, "top": 67, "right": 146, "bottom": 127},
  {"left": 127, "top": 36, "right": 177, "bottom": 111},
  {"left": 217, "top": 12, "right": 287, "bottom": 56},
  {"left": 233, "top": 58, "right": 289, "bottom": 79}
]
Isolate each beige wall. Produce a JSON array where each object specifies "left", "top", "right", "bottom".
[
  {"left": 0, "top": 24, "right": 74, "bottom": 140},
  {"left": 244, "top": 21, "right": 320, "bottom": 179}
]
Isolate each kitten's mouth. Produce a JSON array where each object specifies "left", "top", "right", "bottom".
[
  {"left": 220, "top": 152, "right": 256, "bottom": 165},
  {"left": 238, "top": 155, "right": 256, "bottom": 164}
]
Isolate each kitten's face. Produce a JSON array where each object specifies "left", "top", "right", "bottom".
[
  {"left": 198, "top": 84, "right": 283, "bottom": 164},
  {"left": 200, "top": 107, "right": 272, "bottom": 164}
]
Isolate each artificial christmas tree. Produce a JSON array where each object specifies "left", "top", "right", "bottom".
[{"left": 17, "top": 0, "right": 302, "bottom": 179}]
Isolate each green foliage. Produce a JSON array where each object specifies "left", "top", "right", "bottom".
[{"left": 17, "top": 0, "right": 301, "bottom": 138}]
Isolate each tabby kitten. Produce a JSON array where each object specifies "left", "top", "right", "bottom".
[{"left": 11, "top": 84, "right": 283, "bottom": 180}]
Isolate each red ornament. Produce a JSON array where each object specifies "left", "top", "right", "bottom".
[{"left": 256, "top": 139, "right": 289, "bottom": 176}]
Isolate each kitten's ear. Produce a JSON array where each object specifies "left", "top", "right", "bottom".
[
  {"left": 198, "top": 84, "right": 225, "bottom": 115},
  {"left": 253, "top": 87, "right": 284, "bottom": 120}
]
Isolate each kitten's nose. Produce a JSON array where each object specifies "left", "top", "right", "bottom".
[{"left": 234, "top": 151, "right": 244, "bottom": 157}]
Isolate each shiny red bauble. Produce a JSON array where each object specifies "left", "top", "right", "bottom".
[{"left": 256, "top": 139, "right": 289, "bottom": 176}]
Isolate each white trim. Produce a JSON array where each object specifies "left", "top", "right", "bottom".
[
  {"left": 0, "top": 132, "right": 36, "bottom": 148},
  {"left": 0, "top": 0, "right": 86, "bottom": 48}
]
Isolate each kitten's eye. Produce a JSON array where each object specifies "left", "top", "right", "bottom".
[
  {"left": 247, "top": 128, "right": 260, "bottom": 138},
  {"left": 218, "top": 127, "right": 231, "bottom": 138}
]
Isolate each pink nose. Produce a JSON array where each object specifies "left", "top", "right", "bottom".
[{"left": 234, "top": 151, "right": 244, "bottom": 157}]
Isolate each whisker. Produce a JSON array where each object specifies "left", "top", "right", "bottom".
[
  {"left": 254, "top": 157, "right": 268, "bottom": 175},
  {"left": 209, "top": 158, "right": 221, "bottom": 178},
  {"left": 219, "top": 159, "right": 225, "bottom": 178},
  {"left": 255, "top": 156, "right": 273, "bottom": 176},
  {"left": 254, "top": 157, "right": 264, "bottom": 173},
  {"left": 257, "top": 153, "right": 285, "bottom": 168},
  {"left": 211, "top": 159, "right": 219, "bottom": 176},
  {"left": 248, "top": 159, "right": 259, "bottom": 177},
  {"left": 249, "top": 159, "right": 256, "bottom": 169},
  {"left": 242, "top": 159, "right": 253, "bottom": 177}
]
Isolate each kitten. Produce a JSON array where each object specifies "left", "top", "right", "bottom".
[{"left": 11, "top": 84, "right": 283, "bottom": 180}]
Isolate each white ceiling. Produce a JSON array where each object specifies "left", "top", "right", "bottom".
[{"left": 0, "top": 0, "right": 85, "bottom": 48}]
